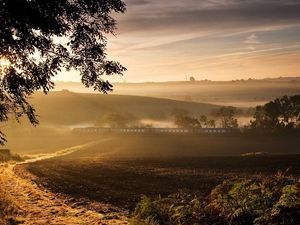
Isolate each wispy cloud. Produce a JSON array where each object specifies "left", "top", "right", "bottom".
[
  {"left": 100, "top": 0, "right": 300, "bottom": 81},
  {"left": 244, "top": 34, "right": 261, "bottom": 44},
  {"left": 120, "top": 0, "right": 300, "bottom": 35}
]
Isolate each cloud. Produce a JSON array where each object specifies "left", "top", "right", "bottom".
[
  {"left": 110, "top": 0, "right": 300, "bottom": 55},
  {"left": 103, "top": 0, "right": 300, "bottom": 82},
  {"left": 119, "top": 0, "right": 300, "bottom": 36},
  {"left": 244, "top": 34, "right": 261, "bottom": 44}
]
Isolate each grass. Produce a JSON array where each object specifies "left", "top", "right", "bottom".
[{"left": 0, "top": 172, "right": 20, "bottom": 225}]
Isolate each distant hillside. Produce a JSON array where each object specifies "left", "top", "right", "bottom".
[
  {"left": 54, "top": 77, "right": 300, "bottom": 107},
  {"left": 30, "top": 91, "right": 220, "bottom": 126},
  {"left": 2, "top": 91, "right": 220, "bottom": 154}
]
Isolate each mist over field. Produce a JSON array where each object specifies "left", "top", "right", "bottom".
[
  {"left": 1, "top": 0, "right": 300, "bottom": 224},
  {"left": 2, "top": 73, "right": 300, "bottom": 225},
  {"left": 55, "top": 77, "right": 300, "bottom": 107}
]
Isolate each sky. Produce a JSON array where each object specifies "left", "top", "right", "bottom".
[{"left": 56, "top": 0, "right": 300, "bottom": 82}]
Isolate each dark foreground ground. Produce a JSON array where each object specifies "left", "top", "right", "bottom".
[
  {"left": 23, "top": 154, "right": 300, "bottom": 211},
  {"left": 19, "top": 134, "right": 300, "bottom": 211}
]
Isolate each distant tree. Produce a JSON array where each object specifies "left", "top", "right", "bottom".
[
  {"left": 172, "top": 109, "right": 201, "bottom": 128},
  {"left": 199, "top": 115, "right": 208, "bottom": 125},
  {"left": 207, "top": 119, "right": 216, "bottom": 128},
  {"left": 189, "top": 76, "right": 196, "bottom": 82},
  {"left": 250, "top": 95, "right": 300, "bottom": 130},
  {"left": 175, "top": 115, "right": 201, "bottom": 128},
  {"left": 216, "top": 106, "right": 238, "bottom": 128},
  {"left": 250, "top": 106, "right": 270, "bottom": 129},
  {"left": 0, "top": 0, "right": 126, "bottom": 144},
  {"left": 199, "top": 114, "right": 216, "bottom": 128}
]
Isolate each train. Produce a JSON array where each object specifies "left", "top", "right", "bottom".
[{"left": 73, "top": 127, "right": 238, "bottom": 134}]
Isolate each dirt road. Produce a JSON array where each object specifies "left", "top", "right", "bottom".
[{"left": 0, "top": 140, "right": 128, "bottom": 225}]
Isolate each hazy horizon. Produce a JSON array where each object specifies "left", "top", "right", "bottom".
[{"left": 54, "top": 76, "right": 300, "bottom": 84}]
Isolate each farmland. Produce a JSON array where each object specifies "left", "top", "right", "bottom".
[
  {"left": 23, "top": 154, "right": 300, "bottom": 211},
  {"left": 21, "top": 134, "right": 300, "bottom": 211}
]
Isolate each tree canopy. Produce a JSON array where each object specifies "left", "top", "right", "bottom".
[
  {"left": 215, "top": 106, "right": 238, "bottom": 129},
  {"left": 0, "top": 0, "right": 126, "bottom": 144},
  {"left": 250, "top": 95, "right": 300, "bottom": 130}
]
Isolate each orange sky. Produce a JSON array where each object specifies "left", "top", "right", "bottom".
[{"left": 55, "top": 0, "right": 300, "bottom": 82}]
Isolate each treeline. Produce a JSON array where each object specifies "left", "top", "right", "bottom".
[
  {"left": 174, "top": 95, "right": 300, "bottom": 131},
  {"left": 93, "top": 95, "right": 300, "bottom": 131},
  {"left": 173, "top": 106, "right": 239, "bottom": 129}
]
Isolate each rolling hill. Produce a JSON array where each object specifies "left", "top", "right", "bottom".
[
  {"left": 30, "top": 90, "right": 220, "bottom": 126},
  {"left": 3, "top": 91, "right": 221, "bottom": 154},
  {"left": 54, "top": 77, "right": 300, "bottom": 107}
]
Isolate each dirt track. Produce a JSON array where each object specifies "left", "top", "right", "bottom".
[{"left": 0, "top": 141, "right": 128, "bottom": 225}]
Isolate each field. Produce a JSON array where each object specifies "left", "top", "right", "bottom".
[
  {"left": 23, "top": 155, "right": 300, "bottom": 211},
  {"left": 1, "top": 80, "right": 300, "bottom": 223},
  {"left": 2, "top": 91, "right": 223, "bottom": 154},
  {"left": 55, "top": 77, "right": 300, "bottom": 107},
  {"left": 30, "top": 91, "right": 219, "bottom": 125},
  {"left": 57, "top": 133, "right": 300, "bottom": 157},
  {"left": 4, "top": 79, "right": 300, "bottom": 155},
  {"left": 21, "top": 134, "right": 300, "bottom": 211}
]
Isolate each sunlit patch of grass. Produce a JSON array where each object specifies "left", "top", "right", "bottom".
[{"left": 0, "top": 180, "right": 22, "bottom": 224}]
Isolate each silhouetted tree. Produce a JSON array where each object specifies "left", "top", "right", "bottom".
[
  {"left": 189, "top": 76, "right": 196, "bottom": 82},
  {"left": 207, "top": 119, "right": 216, "bottom": 128},
  {"left": 173, "top": 109, "right": 201, "bottom": 128},
  {"left": 250, "top": 95, "right": 300, "bottom": 130},
  {"left": 199, "top": 115, "right": 216, "bottom": 128},
  {"left": 175, "top": 115, "right": 201, "bottom": 128},
  {"left": 0, "top": 0, "right": 126, "bottom": 144},
  {"left": 199, "top": 115, "right": 208, "bottom": 125},
  {"left": 216, "top": 106, "right": 238, "bottom": 128}
]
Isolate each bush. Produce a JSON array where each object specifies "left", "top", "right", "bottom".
[
  {"left": 210, "top": 173, "right": 300, "bottom": 225},
  {"left": 131, "top": 196, "right": 161, "bottom": 224},
  {"left": 131, "top": 191, "right": 225, "bottom": 225},
  {"left": 131, "top": 174, "right": 300, "bottom": 225}
]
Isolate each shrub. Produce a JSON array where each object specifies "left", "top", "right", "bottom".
[
  {"left": 131, "top": 174, "right": 300, "bottom": 225},
  {"left": 210, "top": 174, "right": 300, "bottom": 225},
  {"left": 130, "top": 196, "right": 161, "bottom": 225}
]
